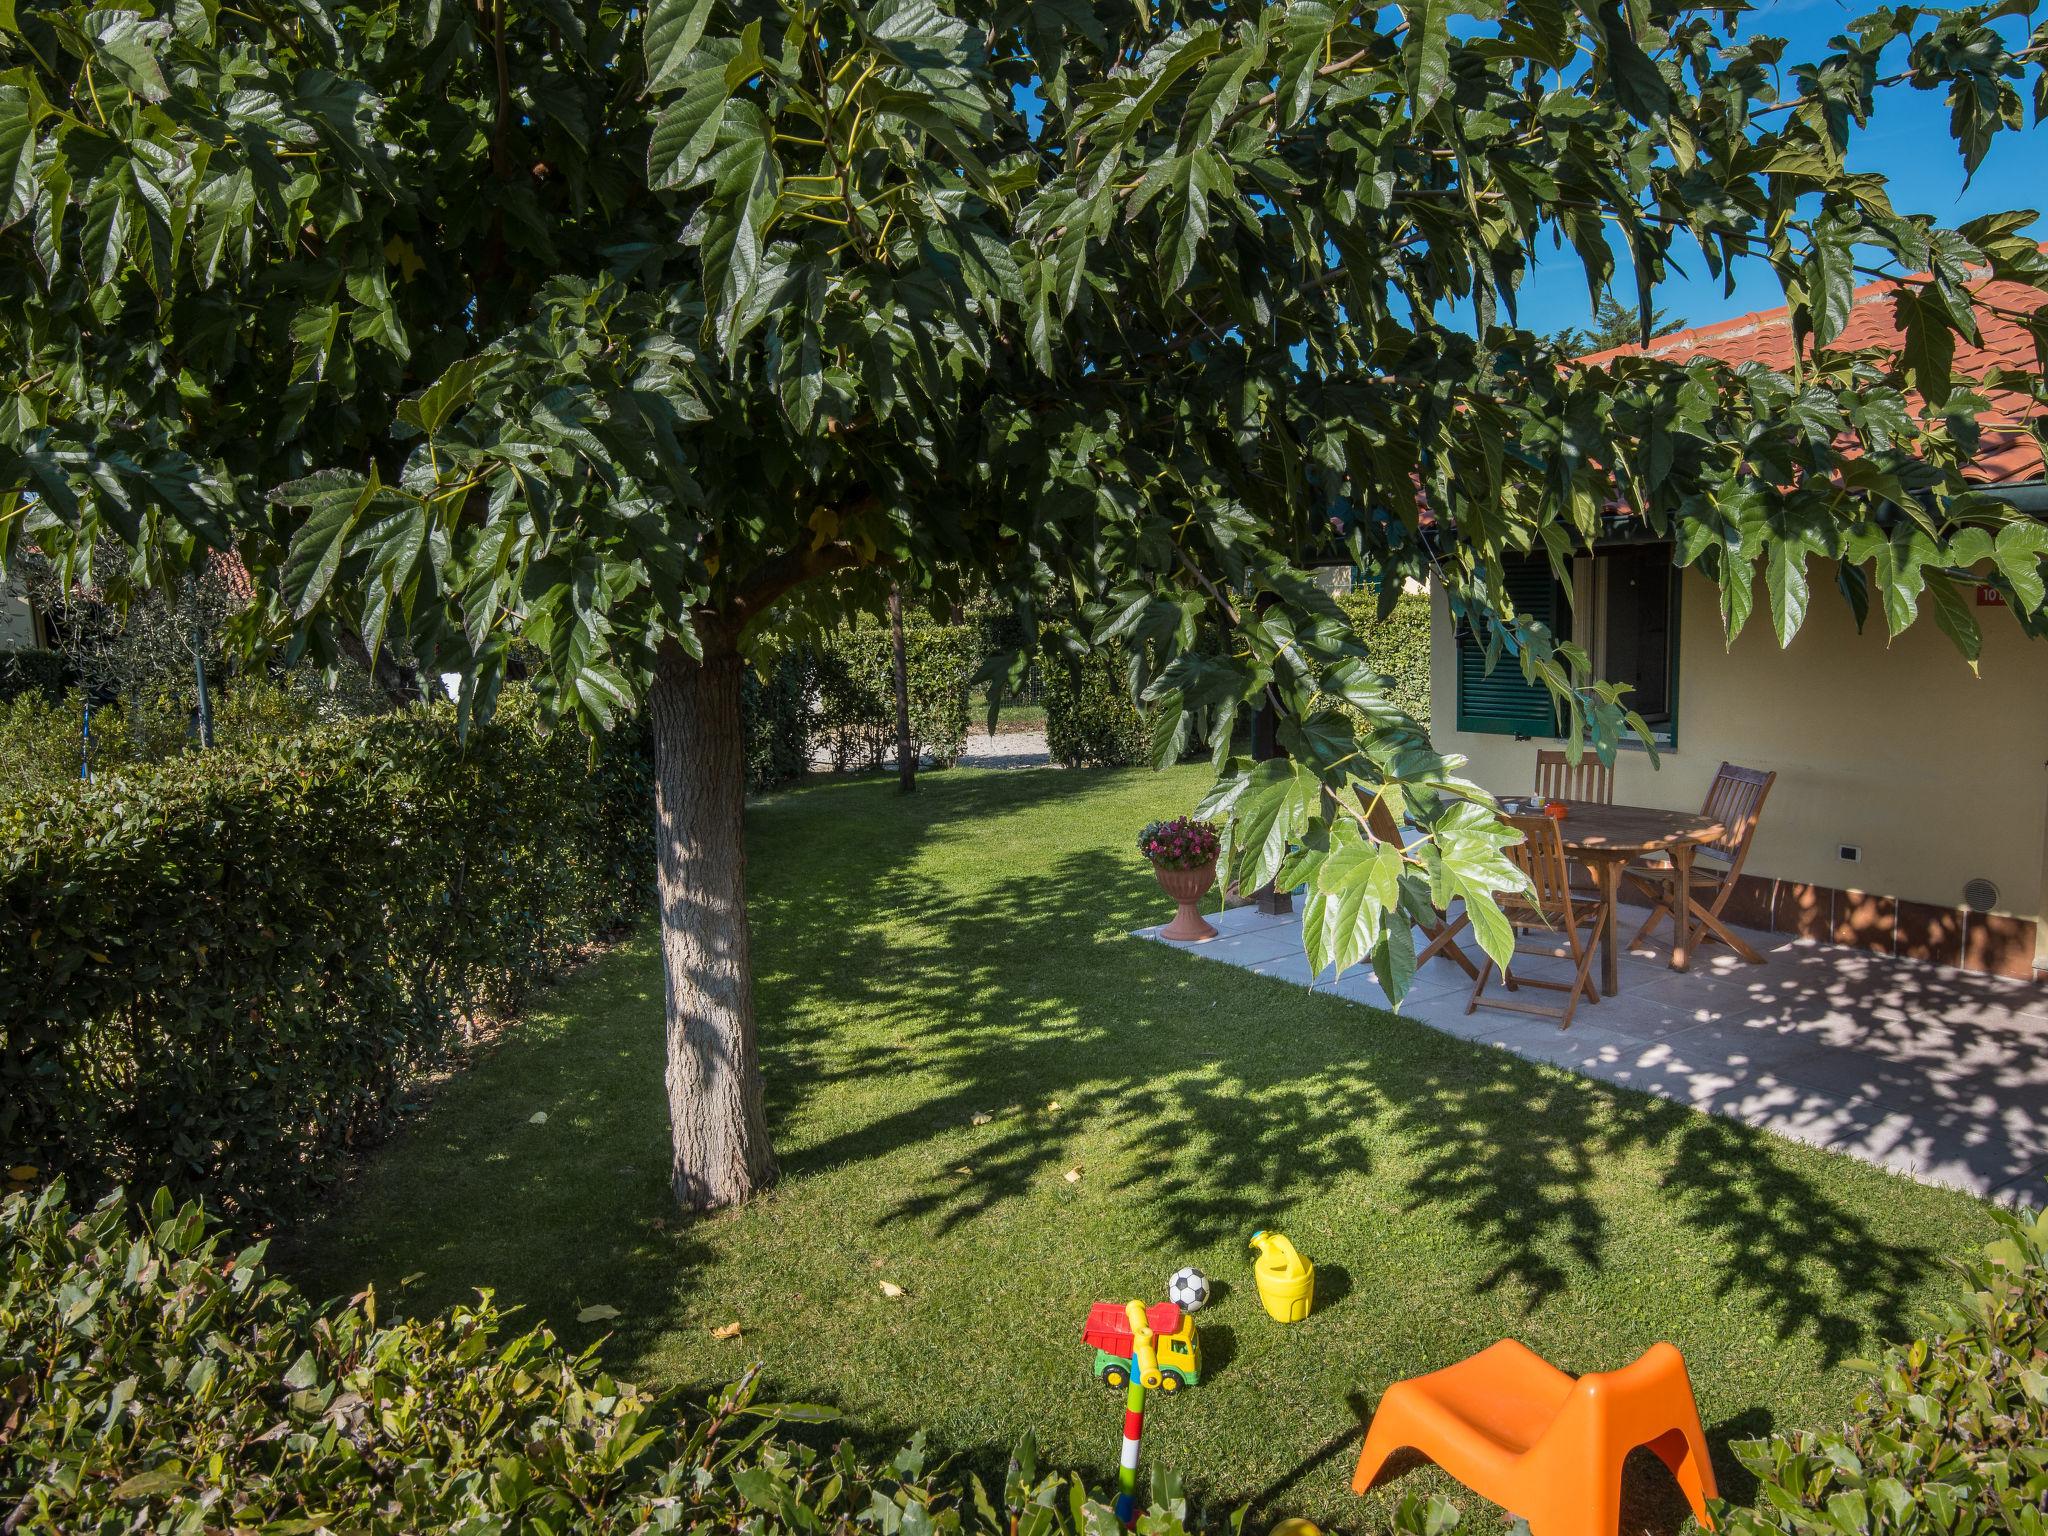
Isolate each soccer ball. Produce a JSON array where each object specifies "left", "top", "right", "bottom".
[{"left": 1167, "top": 1266, "right": 1210, "bottom": 1312}]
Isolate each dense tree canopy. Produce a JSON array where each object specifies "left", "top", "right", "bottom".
[{"left": 5, "top": 0, "right": 2047, "bottom": 1201}]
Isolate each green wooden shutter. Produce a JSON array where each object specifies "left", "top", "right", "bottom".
[{"left": 1455, "top": 558, "right": 1571, "bottom": 737}]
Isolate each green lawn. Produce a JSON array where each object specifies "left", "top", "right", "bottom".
[
  {"left": 285, "top": 766, "right": 1997, "bottom": 1533},
  {"left": 969, "top": 688, "right": 1048, "bottom": 734}
]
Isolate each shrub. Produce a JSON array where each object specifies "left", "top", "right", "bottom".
[
  {"left": 0, "top": 692, "right": 103, "bottom": 789},
  {"left": 1714, "top": 1200, "right": 2048, "bottom": 1536},
  {"left": 0, "top": 673, "right": 383, "bottom": 797},
  {"left": 0, "top": 690, "right": 652, "bottom": 1223},
  {"left": 1334, "top": 590, "right": 1432, "bottom": 730},
  {"left": 813, "top": 619, "right": 976, "bottom": 771},
  {"left": 0, "top": 1182, "right": 1242, "bottom": 1536},
  {"left": 742, "top": 651, "right": 815, "bottom": 791},
  {"left": 0, "top": 648, "right": 68, "bottom": 704},
  {"left": 1043, "top": 648, "right": 1151, "bottom": 768}
]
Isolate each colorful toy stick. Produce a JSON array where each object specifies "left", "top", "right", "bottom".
[{"left": 1113, "top": 1300, "right": 1160, "bottom": 1527}]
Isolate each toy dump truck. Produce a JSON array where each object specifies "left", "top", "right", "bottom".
[{"left": 1082, "top": 1300, "right": 1201, "bottom": 1391}]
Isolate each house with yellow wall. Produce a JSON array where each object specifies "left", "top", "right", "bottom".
[{"left": 1428, "top": 265, "right": 2048, "bottom": 981}]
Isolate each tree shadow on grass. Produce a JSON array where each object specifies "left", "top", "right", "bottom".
[
  {"left": 748, "top": 771, "right": 1938, "bottom": 1369},
  {"left": 284, "top": 767, "right": 1947, "bottom": 1524}
]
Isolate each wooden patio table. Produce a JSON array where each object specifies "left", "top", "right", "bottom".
[{"left": 1542, "top": 800, "right": 1729, "bottom": 996}]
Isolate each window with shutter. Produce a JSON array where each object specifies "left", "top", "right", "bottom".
[{"left": 1455, "top": 557, "right": 1572, "bottom": 737}]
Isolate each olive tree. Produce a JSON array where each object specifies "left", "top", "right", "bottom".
[{"left": 4, "top": 0, "right": 2045, "bottom": 1209}]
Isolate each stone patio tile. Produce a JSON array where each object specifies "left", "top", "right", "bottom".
[
  {"left": 1799, "top": 1099, "right": 2043, "bottom": 1198},
  {"left": 1133, "top": 897, "right": 2046, "bottom": 1198},
  {"left": 1485, "top": 1020, "right": 1654, "bottom": 1074},
  {"left": 1324, "top": 963, "right": 1467, "bottom": 1013},
  {"left": 1244, "top": 948, "right": 1334, "bottom": 987},
  {"left": 1203, "top": 902, "right": 1295, "bottom": 938},
  {"left": 1190, "top": 923, "right": 1312, "bottom": 968},
  {"left": 1990, "top": 1157, "right": 2048, "bottom": 1209}
]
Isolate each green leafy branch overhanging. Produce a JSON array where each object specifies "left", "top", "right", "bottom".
[{"left": 1, "top": 0, "right": 2046, "bottom": 1001}]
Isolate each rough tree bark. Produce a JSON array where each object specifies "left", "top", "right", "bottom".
[
  {"left": 648, "top": 625, "right": 779, "bottom": 1210},
  {"left": 889, "top": 584, "right": 915, "bottom": 794}
]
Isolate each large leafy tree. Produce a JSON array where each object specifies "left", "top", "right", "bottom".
[{"left": 5, "top": 0, "right": 2046, "bottom": 1210}]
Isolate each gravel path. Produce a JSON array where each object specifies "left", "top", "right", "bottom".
[{"left": 955, "top": 728, "right": 1050, "bottom": 768}]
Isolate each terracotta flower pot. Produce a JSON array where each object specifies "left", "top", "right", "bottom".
[{"left": 1154, "top": 859, "right": 1219, "bottom": 942}]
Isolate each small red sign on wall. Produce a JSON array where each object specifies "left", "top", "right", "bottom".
[{"left": 1977, "top": 585, "right": 2006, "bottom": 607}]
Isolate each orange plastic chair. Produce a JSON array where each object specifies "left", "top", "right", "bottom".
[{"left": 1350, "top": 1340, "right": 1717, "bottom": 1536}]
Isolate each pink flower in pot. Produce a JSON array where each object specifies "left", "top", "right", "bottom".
[{"left": 1137, "top": 815, "right": 1221, "bottom": 942}]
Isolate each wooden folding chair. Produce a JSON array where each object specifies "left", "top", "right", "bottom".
[
  {"left": 1466, "top": 814, "right": 1609, "bottom": 1029},
  {"left": 1534, "top": 748, "right": 1614, "bottom": 805},
  {"left": 1362, "top": 795, "right": 1480, "bottom": 980},
  {"left": 1534, "top": 749, "right": 1612, "bottom": 894},
  {"left": 1623, "top": 762, "right": 1775, "bottom": 963}
]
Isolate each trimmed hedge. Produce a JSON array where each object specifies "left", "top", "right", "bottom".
[
  {"left": 1334, "top": 590, "right": 1432, "bottom": 730},
  {"left": 0, "top": 691, "right": 652, "bottom": 1223},
  {"left": 813, "top": 620, "right": 976, "bottom": 771},
  {"left": 743, "top": 651, "right": 815, "bottom": 791},
  {"left": 0, "top": 1182, "right": 1242, "bottom": 1536},
  {"left": 1044, "top": 648, "right": 1150, "bottom": 768}
]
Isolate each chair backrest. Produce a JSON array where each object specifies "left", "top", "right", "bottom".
[
  {"left": 1534, "top": 748, "right": 1613, "bottom": 805},
  {"left": 1525, "top": 1342, "right": 1702, "bottom": 1469},
  {"left": 1503, "top": 813, "right": 1579, "bottom": 924},
  {"left": 1698, "top": 762, "right": 1775, "bottom": 873}
]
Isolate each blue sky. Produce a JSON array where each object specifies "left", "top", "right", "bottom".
[{"left": 1507, "top": 0, "right": 2045, "bottom": 339}]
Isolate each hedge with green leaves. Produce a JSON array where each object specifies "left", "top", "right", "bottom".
[
  {"left": 813, "top": 620, "right": 976, "bottom": 771},
  {"left": 1713, "top": 1199, "right": 2048, "bottom": 1536},
  {"left": 0, "top": 1182, "right": 1252, "bottom": 1536},
  {"left": 0, "top": 692, "right": 651, "bottom": 1223},
  {"left": 1334, "top": 590, "right": 1432, "bottom": 732},
  {"left": 0, "top": 649, "right": 68, "bottom": 705},
  {"left": 743, "top": 652, "right": 815, "bottom": 791},
  {"left": 1044, "top": 648, "right": 1151, "bottom": 769}
]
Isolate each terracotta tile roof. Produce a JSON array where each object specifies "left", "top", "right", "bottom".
[
  {"left": 1577, "top": 254, "right": 2048, "bottom": 485},
  {"left": 209, "top": 549, "right": 255, "bottom": 602}
]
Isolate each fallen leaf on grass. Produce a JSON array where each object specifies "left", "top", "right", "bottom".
[
  {"left": 1063, "top": 1167, "right": 1083, "bottom": 1183},
  {"left": 953, "top": 1166, "right": 972, "bottom": 1175},
  {"left": 577, "top": 1304, "right": 620, "bottom": 1323},
  {"left": 1046, "top": 1100, "right": 1062, "bottom": 1112},
  {"left": 710, "top": 1321, "right": 742, "bottom": 1340},
  {"left": 528, "top": 1111, "right": 548, "bottom": 1125},
  {"left": 879, "top": 1280, "right": 905, "bottom": 1299}
]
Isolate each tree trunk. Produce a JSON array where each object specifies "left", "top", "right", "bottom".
[
  {"left": 889, "top": 585, "right": 915, "bottom": 794},
  {"left": 648, "top": 628, "right": 779, "bottom": 1210}
]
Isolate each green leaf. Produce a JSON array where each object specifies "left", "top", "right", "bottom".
[
  {"left": 1402, "top": 0, "right": 1453, "bottom": 120},
  {"left": 1121, "top": 25, "right": 1222, "bottom": 142},
  {"left": 273, "top": 468, "right": 375, "bottom": 619},
  {"left": 647, "top": 73, "right": 733, "bottom": 189},
  {"left": 1147, "top": 687, "right": 1189, "bottom": 768},
  {"left": 1178, "top": 44, "right": 1256, "bottom": 152},
  {"left": 1992, "top": 521, "right": 2048, "bottom": 611},
  {"left": 1164, "top": 153, "right": 1208, "bottom": 293},
  {"left": 1766, "top": 540, "right": 1809, "bottom": 649},
  {"left": 399, "top": 353, "right": 496, "bottom": 438},
  {"left": 1924, "top": 575, "right": 1981, "bottom": 667},
  {"left": 0, "top": 84, "right": 41, "bottom": 228},
  {"left": 645, "top": 0, "right": 720, "bottom": 93}
]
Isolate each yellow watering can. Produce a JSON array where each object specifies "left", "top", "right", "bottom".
[{"left": 1249, "top": 1230, "right": 1315, "bottom": 1323}]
